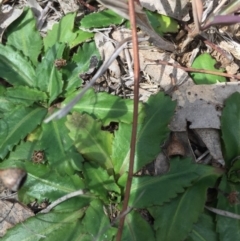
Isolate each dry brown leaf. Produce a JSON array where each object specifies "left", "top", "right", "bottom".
[
  {"left": 195, "top": 129, "right": 224, "bottom": 165},
  {"left": 94, "top": 32, "right": 121, "bottom": 78},
  {"left": 0, "top": 6, "right": 22, "bottom": 40},
  {"left": 57, "top": 0, "right": 79, "bottom": 14},
  {"left": 0, "top": 200, "right": 34, "bottom": 237},
  {"left": 170, "top": 82, "right": 240, "bottom": 131}
]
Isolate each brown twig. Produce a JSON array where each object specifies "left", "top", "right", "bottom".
[
  {"left": 78, "top": 0, "right": 96, "bottom": 11},
  {"left": 116, "top": 0, "right": 140, "bottom": 240},
  {"left": 146, "top": 59, "right": 240, "bottom": 80}
]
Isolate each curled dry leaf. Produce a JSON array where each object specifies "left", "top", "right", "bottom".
[
  {"left": 0, "top": 168, "right": 27, "bottom": 192},
  {"left": 167, "top": 133, "right": 185, "bottom": 157},
  {"left": 94, "top": 32, "right": 121, "bottom": 78}
]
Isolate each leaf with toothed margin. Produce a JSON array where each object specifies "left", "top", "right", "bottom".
[
  {"left": 148, "top": 174, "right": 219, "bottom": 241},
  {"left": 66, "top": 112, "right": 113, "bottom": 170},
  {"left": 0, "top": 44, "right": 36, "bottom": 87},
  {"left": 129, "top": 157, "right": 224, "bottom": 208},
  {"left": 0, "top": 106, "right": 47, "bottom": 159}
]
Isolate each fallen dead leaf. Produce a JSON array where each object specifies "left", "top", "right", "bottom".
[{"left": 0, "top": 200, "right": 34, "bottom": 237}]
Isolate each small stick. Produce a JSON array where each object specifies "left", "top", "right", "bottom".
[
  {"left": 39, "top": 189, "right": 85, "bottom": 214},
  {"left": 146, "top": 58, "right": 240, "bottom": 80},
  {"left": 205, "top": 205, "right": 240, "bottom": 220},
  {"left": 78, "top": 0, "right": 96, "bottom": 11},
  {"left": 116, "top": 0, "right": 140, "bottom": 240}
]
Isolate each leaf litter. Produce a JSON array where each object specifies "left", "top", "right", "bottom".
[{"left": 1, "top": 0, "right": 240, "bottom": 240}]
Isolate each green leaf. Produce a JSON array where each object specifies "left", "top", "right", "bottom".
[
  {"left": 6, "top": 8, "right": 42, "bottom": 66},
  {"left": 0, "top": 44, "right": 36, "bottom": 87},
  {"left": 2, "top": 209, "right": 85, "bottom": 241},
  {"left": 83, "top": 163, "right": 120, "bottom": 202},
  {"left": 113, "top": 92, "right": 176, "bottom": 175},
  {"left": 145, "top": 10, "right": 178, "bottom": 35},
  {"left": 186, "top": 212, "right": 218, "bottom": 241},
  {"left": 0, "top": 106, "right": 47, "bottom": 159},
  {"left": 82, "top": 200, "right": 117, "bottom": 240},
  {"left": 149, "top": 176, "right": 218, "bottom": 241},
  {"left": 70, "top": 29, "right": 94, "bottom": 48},
  {"left": 5, "top": 86, "right": 47, "bottom": 106},
  {"left": 63, "top": 42, "right": 100, "bottom": 95},
  {"left": 36, "top": 43, "right": 65, "bottom": 104},
  {"left": 39, "top": 115, "right": 74, "bottom": 167},
  {"left": 221, "top": 92, "right": 240, "bottom": 166},
  {"left": 17, "top": 162, "right": 87, "bottom": 205},
  {"left": 7, "top": 140, "right": 41, "bottom": 161},
  {"left": 44, "top": 13, "right": 77, "bottom": 51},
  {"left": 122, "top": 211, "right": 155, "bottom": 241},
  {"left": 81, "top": 9, "right": 124, "bottom": 28},
  {"left": 216, "top": 175, "right": 240, "bottom": 241},
  {"left": 129, "top": 157, "right": 222, "bottom": 207},
  {"left": 65, "top": 88, "right": 144, "bottom": 125},
  {"left": 228, "top": 158, "right": 240, "bottom": 183},
  {"left": 66, "top": 113, "right": 113, "bottom": 169},
  {"left": 191, "top": 53, "right": 226, "bottom": 84}
]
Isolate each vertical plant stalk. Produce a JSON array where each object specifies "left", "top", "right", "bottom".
[{"left": 116, "top": 0, "right": 140, "bottom": 240}]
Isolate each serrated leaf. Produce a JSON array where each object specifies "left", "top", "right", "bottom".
[
  {"left": 228, "top": 158, "right": 240, "bottom": 183},
  {"left": 36, "top": 43, "right": 65, "bottom": 104},
  {"left": 81, "top": 9, "right": 123, "bottom": 28},
  {"left": 191, "top": 53, "right": 226, "bottom": 84},
  {"left": 7, "top": 140, "right": 41, "bottom": 161},
  {"left": 122, "top": 211, "right": 155, "bottom": 241},
  {"left": 221, "top": 92, "right": 240, "bottom": 166},
  {"left": 0, "top": 44, "right": 36, "bottom": 87},
  {"left": 150, "top": 176, "right": 218, "bottom": 241},
  {"left": 82, "top": 200, "right": 117, "bottom": 240},
  {"left": 83, "top": 163, "right": 120, "bottom": 202},
  {"left": 6, "top": 7, "right": 42, "bottom": 66},
  {"left": 0, "top": 106, "right": 47, "bottom": 159},
  {"left": 186, "top": 213, "right": 218, "bottom": 241},
  {"left": 44, "top": 13, "right": 77, "bottom": 51},
  {"left": 39, "top": 115, "right": 74, "bottom": 166},
  {"left": 5, "top": 86, "right": 47, "bottom": 106},
  {"left": 129, "top": 158, "right": 223, "bottom": 208},
  {"left": 113, "top": 92, "right": 176, "bottom": 175},
  {"left": 16, "top": 162, "right": 87, "bottom": 204},
  {"left": 70, "top": 29, "right": 94, "bottom": 48},
  {"left": 65, "top": 88, "right": 144, "bottom": 125},
  {"left": 2, "top": 210, "right": 85, "bottom": 241},
  {"left": 216, "top": 175, "right": 240, "bottom": 241},
  {"left": 145, "top": 10, "right": 178, "bottom": 35},
  {"left": 66, "top": 113, "right": 113, "bottom": 169},
  {"left": 63, "top": 42, "right": 100, "bottom": 94}
]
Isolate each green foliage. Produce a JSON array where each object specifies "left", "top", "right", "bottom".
[
  {"left": 6, "top": 8, "right": 42, "bottom": 66},
  {"left": 81, "top": 9, "right": 124, "bottom": 28},
  {"left": 1, "top": 5, "right": 239, "bottom": 241},
  {"left": 185, "top": 213, "right": 218, "bottom": 241},
  {"left": 2, "top": 210, "right": 86, "bottom": 241},
  {"left": 64, "top": 88, "right": 145, "bottom": 125},
  {"left": 0, "top": 44, "right": 36, "bottom": 86},
  {"left": 216, "top": 176, "right": 240, "bottom": 241},
  {"left": 129, "top": 158, "right": 222, "bottom": 208},
  {"left": 145, "top": 10, "right": 179, "bottom": 35},
  {"left": 43, "top": 13, "right": 92, "bottom": 51},
  {"left": 191, "top": 53, "right": 226, "bottom": 84},
  {"left": 221, "top": 92, "right": 240, "bottom": 165}
]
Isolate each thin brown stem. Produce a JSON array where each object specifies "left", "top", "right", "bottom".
[
  {"left": 146, "top": 59, "right": 240, "bottom": 80},
  {"left": 116, "top": 0, "right": 140, "bottom": 240}
]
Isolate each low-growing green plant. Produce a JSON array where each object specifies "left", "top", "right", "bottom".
[{"left": 0, "top": 6, "right": 240, "bottom": 241}]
